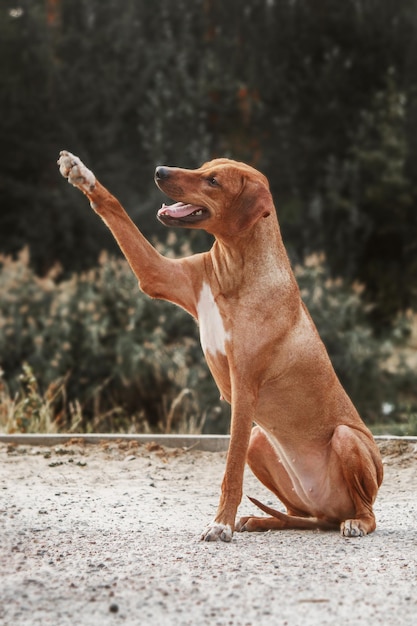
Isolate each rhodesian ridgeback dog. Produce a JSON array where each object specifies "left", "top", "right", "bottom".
[{"left": 58, "top": 151, "right": 383, "bottom": 542}]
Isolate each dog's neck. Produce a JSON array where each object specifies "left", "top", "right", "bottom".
[{"left": 208, "top": 211, "right": 297, "bottom": 298}]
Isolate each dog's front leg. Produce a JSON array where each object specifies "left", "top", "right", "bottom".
[
  {"left": 58, "top": 151, "right": 197, "bottom": 315},
  {"left": 201, "top": 393, "right": 255, "bottom": 542}
]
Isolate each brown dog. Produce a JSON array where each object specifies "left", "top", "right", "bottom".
[{"left": 58, "top": 151, "right": 383, "bottom": 542}]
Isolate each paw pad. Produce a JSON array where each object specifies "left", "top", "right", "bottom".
[{"left": 58, "top": 150, "right": 96, "bottom": 192}]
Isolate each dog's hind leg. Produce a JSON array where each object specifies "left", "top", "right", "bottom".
[
  {"left": 237, "top": 424, "right": 382, "bottom": 537},
  {"left": 236, "top": 426, "right": 338, "bottom": 533},
  {"left": 331, "top": 425, "right": 383, "bottom": 537}
]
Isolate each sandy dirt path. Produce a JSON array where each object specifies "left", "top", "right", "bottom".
[{"left": 1, "top": 439, "right": 416, "bottom": 626}]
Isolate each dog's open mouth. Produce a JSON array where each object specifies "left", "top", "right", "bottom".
[{"left": 157, "top": 202, "right": 210, "bottom": 226}]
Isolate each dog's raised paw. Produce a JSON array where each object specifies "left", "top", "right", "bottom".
[
  {"left": 201, "top": 522, "right": 233, "bottom": 543},
  {"left": 58, "top": 150, "right": 96, "bottom": 193}
]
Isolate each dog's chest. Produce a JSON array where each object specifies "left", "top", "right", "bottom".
[{"left": 196, "top": 282, "right": 230, "bottom": 357}]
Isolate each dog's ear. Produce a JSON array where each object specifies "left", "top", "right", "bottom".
[{"left": 233, "top": 179, "right": 272, "bottom": 233}]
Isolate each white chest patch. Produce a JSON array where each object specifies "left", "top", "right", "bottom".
[{"left": 196, "top": 282, "right": 230, "bottom": 357}]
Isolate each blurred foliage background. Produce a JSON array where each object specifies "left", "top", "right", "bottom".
[{"left": 1, "top": 0, "right": 417, "bottom": 434}]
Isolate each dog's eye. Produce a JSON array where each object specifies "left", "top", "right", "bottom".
[{"left": 207, "top": 176, "right": 219, "bottom": 187}]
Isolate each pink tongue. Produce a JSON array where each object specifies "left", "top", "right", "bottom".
[{"left": 158, "top": 202, "right": 201, "bottom": 218}]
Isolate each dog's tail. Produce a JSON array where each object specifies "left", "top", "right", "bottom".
[{"left": 247, "top": 496, "right": 339, "bottom": 531}]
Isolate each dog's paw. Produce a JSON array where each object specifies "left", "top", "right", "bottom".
[
  {"left": 235, "top": 516, "right": 254, "bottom": 532},
  {"left": 201, "top": 522, "right": 233, "bottom": 542},
  {"left": 58, "top": 150, "right": 96, "bottom": 193},
  {"left": 340, "top": 519, "right": 366, "bottom": 538}
]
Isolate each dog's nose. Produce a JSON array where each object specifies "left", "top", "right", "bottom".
[{"left": 155, "top": 166, "right": 170, "bottom": 181}]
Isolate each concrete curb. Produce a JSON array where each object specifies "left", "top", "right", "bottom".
[
  {"left": 0, "top": 433, "right": 231, "bottom": 452},
  {"left": 0, "top": 433, "right": 416, "bottom": 451}
]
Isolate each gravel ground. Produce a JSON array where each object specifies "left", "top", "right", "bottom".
[{"left": 1, "top": 438, "right": 416, "bottom": 626}]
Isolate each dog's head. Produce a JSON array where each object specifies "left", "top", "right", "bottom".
[{"left": 155, "top": 158, "right": 272, "bottom": 238}]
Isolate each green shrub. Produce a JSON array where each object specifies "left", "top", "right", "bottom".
[
  {"left": 0, "top": 363, "right": 81, "bottom": 434},
  {"left": 0, "top": 247, "right": 415, "bottom": 434},
  {"left": 0, "top": 246, "right": 225, "bottom": 433},
  {"left": 295, "top": 253, "right": 415, "bottom": 427}
]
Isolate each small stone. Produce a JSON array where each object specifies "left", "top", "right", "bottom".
[{"left": 109, "top": 603, "right": 119, "bottom": 613}]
